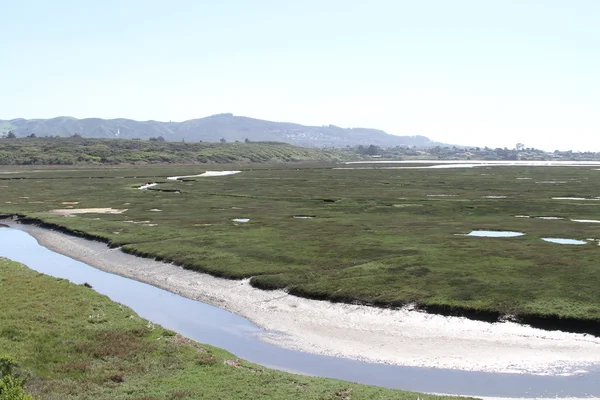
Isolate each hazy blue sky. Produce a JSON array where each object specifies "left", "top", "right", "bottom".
[{"left": 1, "top": 1, "right": 599, "bottom": 150}]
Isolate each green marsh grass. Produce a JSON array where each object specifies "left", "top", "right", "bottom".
[{"left": 1, "top": 164, "right": 600, "bottom": 323}]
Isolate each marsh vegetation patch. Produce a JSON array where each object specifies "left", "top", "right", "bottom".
[{"left": 2, "top": 163, "right": 600, "bottom": 326}]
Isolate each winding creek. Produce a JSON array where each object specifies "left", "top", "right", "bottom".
[{"left": 0, "top": 224, "right": 599, "bottom": 399}]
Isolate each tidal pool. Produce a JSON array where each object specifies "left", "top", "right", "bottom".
[
  {"left": 467, "top": 230, "right": 525, "bottom": 237},
  {"left": 541, "top": 238, "right": 587, "bottom": 245},
  {"left": 168, "top": 171, "right": 241, "bottom": 180}
]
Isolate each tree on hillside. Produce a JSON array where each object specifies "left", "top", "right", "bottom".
[
  {"left": 356, "top": 144, "right": 381, "bottom": 155},
  {"left": 365, "top": 144, "right": 381, "bottom": 155},
  {"left": 7, "top": 131, "right": 16, "bottom": 139},
  {"left": 26, "top": 133, "right": 36, "bottom": 138},
  {"left": 516, "top": 143, "right": 525, "bottom": 151},
  {"left": 220, "top": 138, "right": 227, "bottom": 143}
]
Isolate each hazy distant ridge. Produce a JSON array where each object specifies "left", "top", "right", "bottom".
[{"left": 0, "top": 114, "right": 444, "bottom": 148}]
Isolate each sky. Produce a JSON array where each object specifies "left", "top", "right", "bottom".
[{"left": 1, "top": 0, "right": 599, "bottom": 151}]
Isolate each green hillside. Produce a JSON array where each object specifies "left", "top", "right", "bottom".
[{"left": 0, "top": 137, "right": 340, "bottom": 165}]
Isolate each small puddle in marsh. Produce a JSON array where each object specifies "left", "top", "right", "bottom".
[
  {"left": 542, "top": 238, "right": 587, "bottom": 245},
  {"left": 168, "top": 171, "right": 241, "bottom": 180},
  {"left": 466, "top": 230, "right": 525, "bottom": 237}
]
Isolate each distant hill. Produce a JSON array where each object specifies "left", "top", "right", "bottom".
[{"left": 0, "top": 114, "right": 445, "bottom": 148}]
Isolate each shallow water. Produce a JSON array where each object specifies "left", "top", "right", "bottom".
[
  {"left": 346, "top": 160, "right": 600, "bottom": 166},
  {"left": 168, "top": 171, "right": 241, "bottom": 180},
  {"left": 541, "top": 238, "right": 587, "bottom": 245},
  {"left": 467, "top": 230, "right": 525, "bottom": 237},
  {"left": 0, "top": 226, "right": 599, "bottom": 399}
]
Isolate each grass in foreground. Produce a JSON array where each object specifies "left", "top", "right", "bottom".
[{"left": 0, "top": 258, "right": 469, "bottom": 400}]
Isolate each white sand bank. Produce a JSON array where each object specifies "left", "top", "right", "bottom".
[
  {"left": 138, "top": 183, "right": 158, "bottom": 190},
  {"left": 17, "top": 224, "right": 600, "bottom": 376},
  {"left": 49, "top": 208, "right": 127, "bottom": 215}
]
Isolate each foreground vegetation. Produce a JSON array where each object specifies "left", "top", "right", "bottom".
[
  {"left": 1, "top": 163, "right": 600, "bottom": 331},
  {"left": 0, "top": 138, "right": 338, "bottom": 165},
  {"left": 0, "top": 258, "right": 465, "bottom": 400}
]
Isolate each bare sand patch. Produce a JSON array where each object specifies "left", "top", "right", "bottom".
[
  {"left": 138, "top": 183, "right": 158, "bottom": 190},
  {"left": 61, "top": 202, "right": 80, "bottom": 205},
  {"left": 49, "top": 208, "right": 127, "bottom": 215},
  {"left": 17, "top": 225, "right": 600, "bottom": 377}
]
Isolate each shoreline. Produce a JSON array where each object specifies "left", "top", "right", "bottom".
[{"left": 10, "top": 221, "right": 600, "bottom": 377}]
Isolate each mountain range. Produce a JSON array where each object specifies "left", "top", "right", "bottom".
[{"left": 0, "top": 114, "right": 445, "bottom": 148}]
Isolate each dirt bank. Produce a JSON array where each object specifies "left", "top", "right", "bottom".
[{"left": 14, "top": 223, "right": 600, "bottom": 376}]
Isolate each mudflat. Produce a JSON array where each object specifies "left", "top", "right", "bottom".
[{"left": 18, "top": 223, "right": 600, "bottom": 375}]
